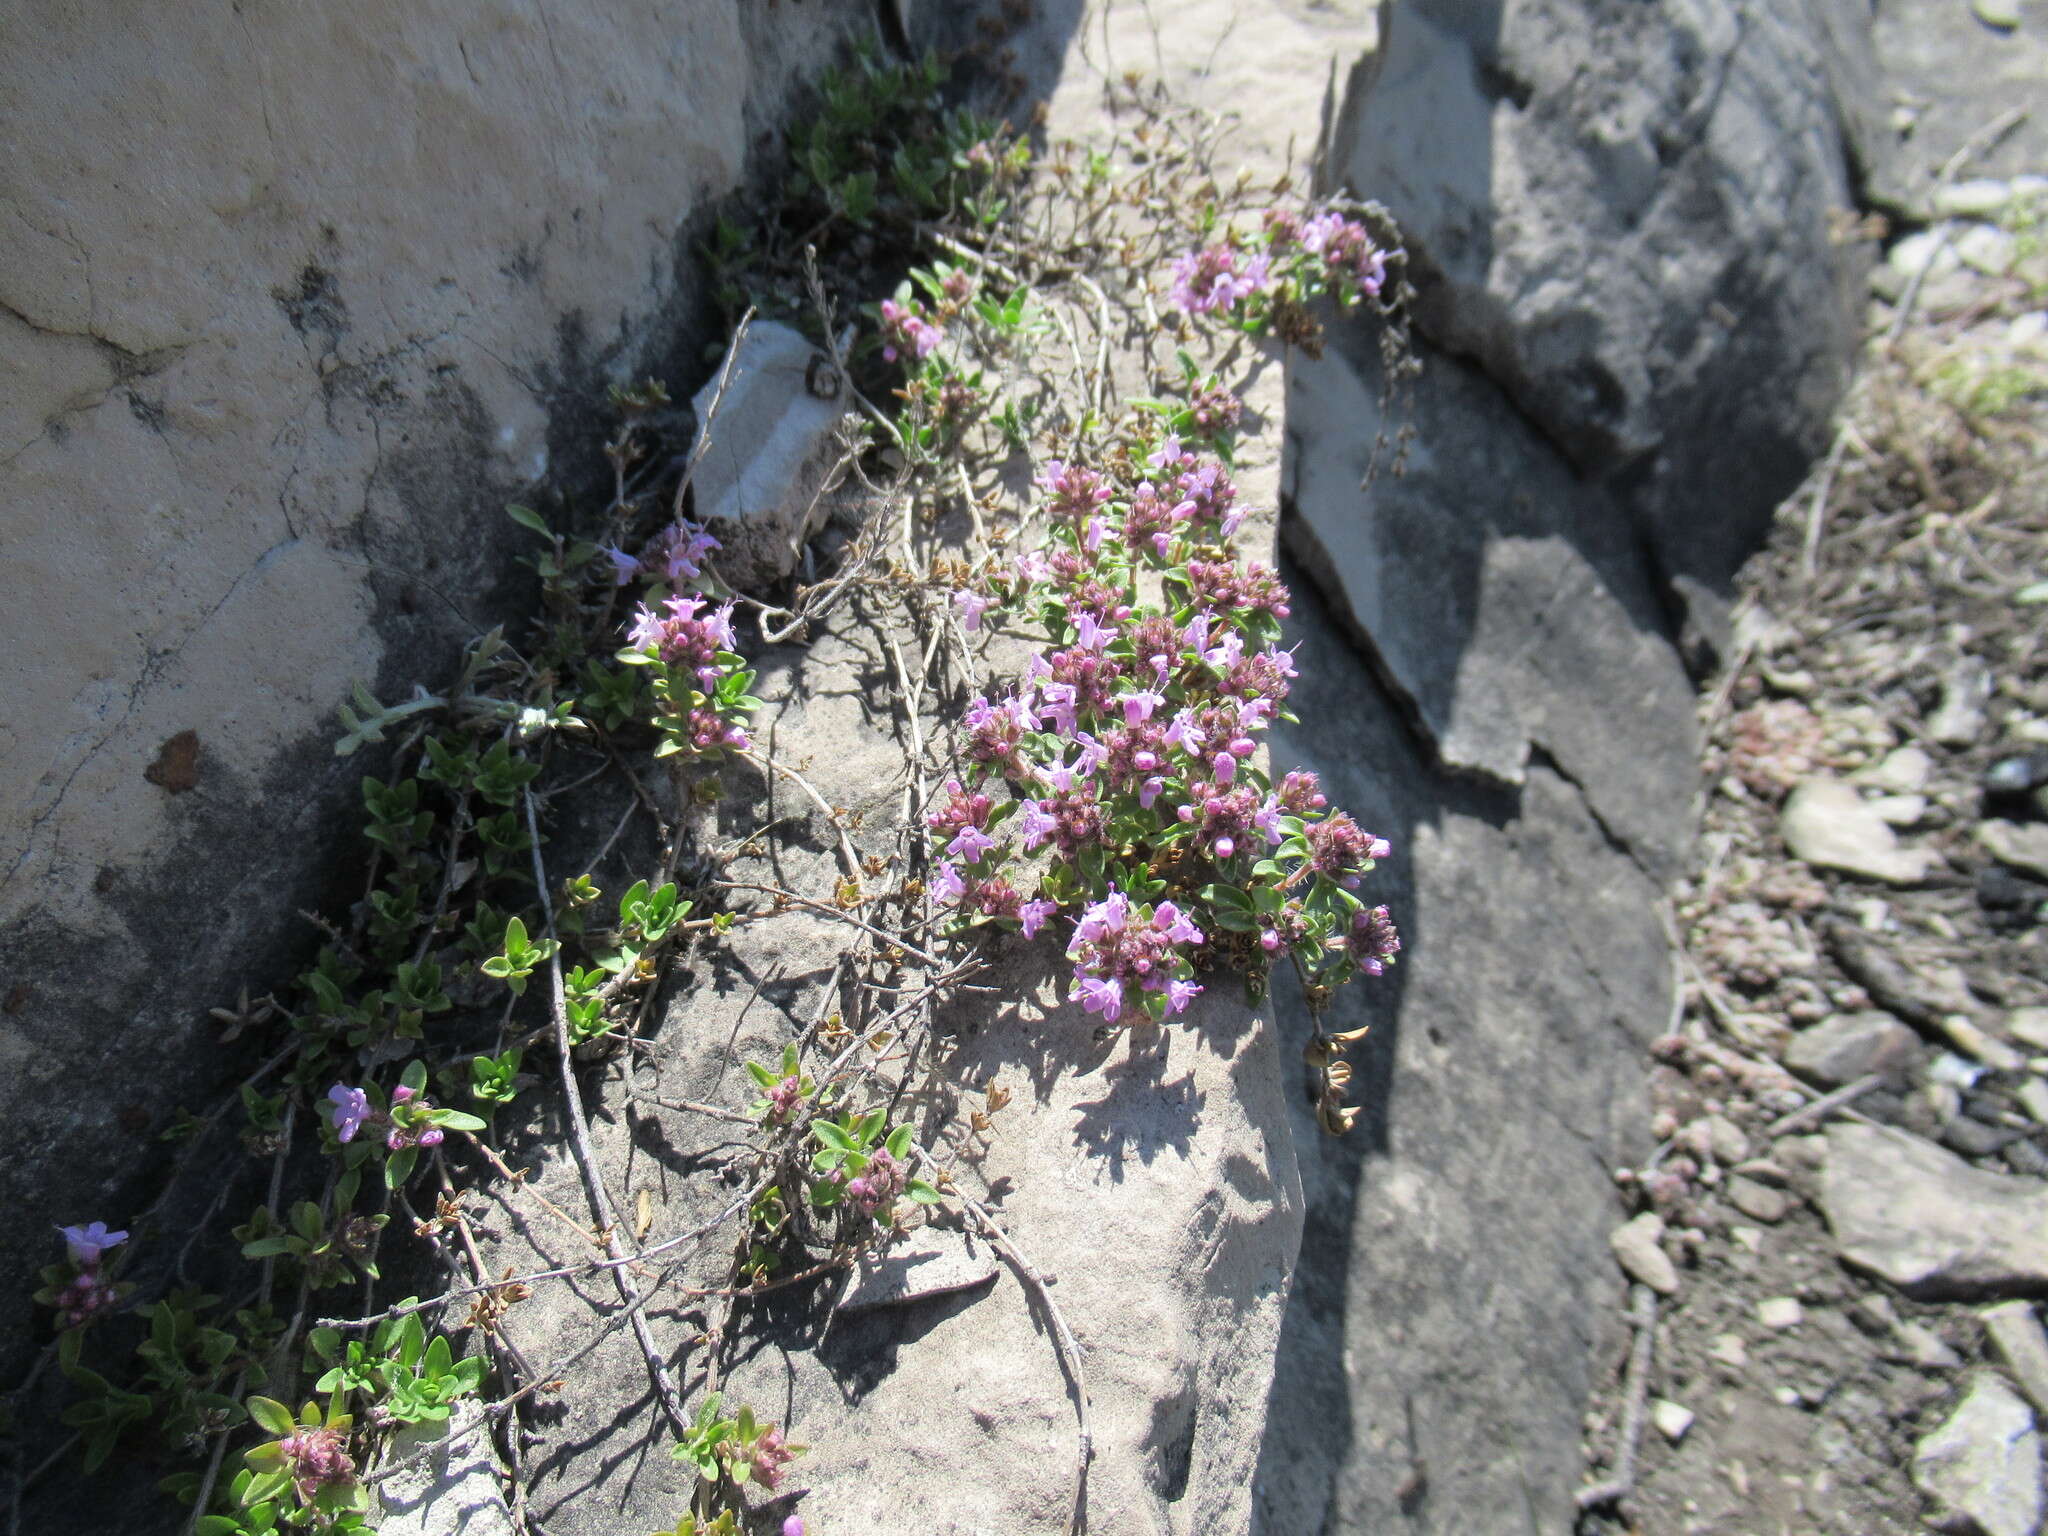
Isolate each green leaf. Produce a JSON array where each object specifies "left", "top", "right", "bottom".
[
  {"left": 905, "top": 1179, "right": 942, "bottom": 1204},
  {"left": 506, "top": 504, "right": 551, "bottom": 536},
  {"left": 384, "top": 1146, "right": 420, "bottom": 1189},
  {"left": 246, "top": 1396, "right": 297, "bottom": 1436},
  {"left": 813, "top": 1121, "right": 853, "bottom": 1153},
  {"left": 885, "top": 1124, "right": 913, "bottom": 1160}
]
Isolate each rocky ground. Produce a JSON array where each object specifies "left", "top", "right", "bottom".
[{"left": 1576, "top": 157, "right": 2048, "bottom": 1534}]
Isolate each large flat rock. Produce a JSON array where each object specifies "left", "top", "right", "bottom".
[
  {"left": 1283, "top": 315, "right": 1695, "bottom": 875},
  {"left": 1255, "top": 561, "right": 1678, "bottom": 1533},
  {"left": 1327, "top": 0, "right": 1873, "bottom": 637}
]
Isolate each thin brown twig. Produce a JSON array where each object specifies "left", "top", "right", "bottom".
[
  {"left": 524, "top": 788, "right": 691, "bottom": 1440},
  {"left": 1768, "top": 1073, "right": 1884, "bottom": 1138},
  {"left": 673, "top": 308, "right": 755, "bottom": 523},
  {"left": 715, "top": 880, "right": 946, "bottom": 968},
  {"left": 1576, "top": 1284, "right": 1658, "bottom": 1511}
]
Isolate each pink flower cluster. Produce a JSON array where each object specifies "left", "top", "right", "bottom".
[
  {"left": 836, "top": 1148, "right": 906, "bottom": 1217},
  {"left": 278, "top": 1423, "right": 357, "bottom": 1504},
  {"left": 602, "top": 516, "right": 722, "bottom": 589},
  {"left": 1296, "top": 211, "right": 1388, "bottom": 295},
  {"left": 50, "top": 1222, "right": 127, "bottom": 1329},
  {"left": 1168, "top": 245, "right": 1272, "bottom": 316},
  {"left": 940, "top": 414, "right": 1399, "bottom": 1015},
  {"left": 1066, "top": 894, "right": 1205, "bottom": 1024},
  {"left": 627, "top": 594, "right": 739, "bottom": 683},
  {"left": 880, "top": 298, "right": 943, "bottom": 363},
  {"left": 327, "top": 1082, "right": 446, "bottom": 1152},
  {"left": 751, "top": 1426, "right": 799, "bottom": 1490},
  {"left": 765, "top": 1075, "right": 805, "bottom": 1122},
  {"left": 1350, "top": 904, "right": 1402, "bottom": 976}
]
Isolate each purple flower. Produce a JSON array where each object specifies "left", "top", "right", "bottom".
[
  {"left": 598, "top": 545, "right": 639, "bottom": 585},
  {"left": 1166, "top": 978, "right": 1204, "bottom": 1015},
  {"left": 880, "top": 299, "right": 943, "bottom": 363},
  {"left": 1072, "top": 611, "right": 1111, "bottom": 652},
  {"left": 932, "top": 862, "right": 968, "bottom": 903},
  {"left": 956, "top": 589, "right": 993, "bottom": 632},
  {"left": 1019, "top": 898, "right": 1058, "bottom": 939},
  {"left": 1075, "top": 974, "right": 1124, "bottom": 1019},
  {"left": 1151, "top": 902, "right": 1204, "bottom": 946},
  {"left": 1168, "top": 246, "right": 1272, "bottom": 316},
  {"left": 948, "top": 824, "right": 998, "bottom": 862},
  {"left": 327, "top": 1084, "right": 372, "bottom": 1144},
  {"left": 1017, "top": 800, "right": 1059, "bottom": 853},
  {"left": 57, "top": 1222, "right": 127, "bottom": 1267},
  {"left": 1121, "top": 688, "right": 1164, "bottom": 725},
  {"left": 783, "top": 1518, "right": 806, "bottom": 1536}
]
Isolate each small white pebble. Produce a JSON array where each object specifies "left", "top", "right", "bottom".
[
  {"left": 1652, "top": 1399, "right": 1696, "bottom": 1443},
  {"left": 1710, "top": 1333, "right": 1748, "bottom": 1367},
  {"left": 1759, "top": 1296, "right": 1804, "bottom": 1330}
]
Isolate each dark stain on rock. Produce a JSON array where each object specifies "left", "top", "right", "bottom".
[
  {"left": 274, "top": 263, "right": 348, "bottom": 351},
  {"left": 143, "top": 728, "right": 201, "bottom": 793}
]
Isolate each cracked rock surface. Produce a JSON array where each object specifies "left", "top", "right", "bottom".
[{"left": 0, "top": 0, "right": 871, "bottom": 1372}]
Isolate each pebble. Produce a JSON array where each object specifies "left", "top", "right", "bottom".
[
  {"left": 1610, "top": 1212, "right": 1680, "bottom": 1296},
  {"left": 1955, "top": 224, "right": 2020, "bottom": 277},
  {"left": 1971, "top": 0, "right": 2023, "bottom": 29},
  {"left": 1936, "top": 179, "right": 2017, "bottom": 219},
  {"left": 1868, "top": 792, "right": 1929, "bottom": 826},
  {"left": 2020, "top": 1079, "right": 2048, "bottom": 1128},
  {"left": 1711, "top": 1333, "right": 1749, "bottom": 1367},
  {"left": 1652, "top": 1399, "right": 1696, "bottom": 1443},
  {"left": 1983, "top": 1302, "right": 2048, "bottom": 1417},
  {"left": 1822, "top": 1122, "right": 2048, "bottom": 1295},
  {"left": 1944, "top": 1114, "right": 2017, "bottom": 1159},
  {"left": 1759, "top": 1296, "right": 1805, "bottom": 1330},
  {"left": 1784, "top": 1010, "right": 1920, "bottom": 1088},
  {"left": 1931, "top": 657, "right": 1995, "bottom": 746},
  {"left": 1782, "top": 778, "right": 1943, "bottom": 884},
  {"left": 1982, "top": 820, "right": 2048, "bottom": 883},
  {"left": 1913, "top": 1374, "right": 2043, "bottom": 1536},
  {"left": 1985, "top": 753, "right": 2048, "bottom": 804},
  {"left": 2013, "top": 1009, "right": 2048, "bottom": 1053},
  {"left": 1855, "top": 744, "right": 1934, "bottom": 793},
  {"left": 1893, "top": 1322, "right": 1965, "bottom": 1371},
  {"left": 1945, "top": 1015, "right": 2030, "bottom": 1076},
  {"left": 1701, "top": 1112, "right": 1752, "bottom": 1165},
  {"left": 1888, "top": 228, "right": 1964, "bottom": 284},
  {"left": 1729, "top": 1176, "right": 1795, "bottom": 1224}
]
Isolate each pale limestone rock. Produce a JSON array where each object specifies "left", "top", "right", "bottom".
[
  {"left": 1854, "top": 744, "right": 1935, "bottom": 792},
  {"left": 1759, "top": 1296, "right": 1805, "bottom": 1330},
  {"left": 1983, "top": 1303, "right": 2048, "bottom": 1418},
  {"left": 1611, "top": 1213, "right": 1680, "bottom": 1296},
  {"left": 1782, "top": 778, "right": 1944, "bottom": 884},
  {"left": 688, "top": 320, "right": 852, "bottom": 588},
  {"left": 1823, "top": 1123, "right": 2048, "bottom": 1297},
  {"left": 376, "top": 1402, "right": 514, "bottom": 1536},
  {"left": 1784, "top": 1011, "right": 1921, "bottom": 1088},
  {"left": 1982, "top": 821, "right": 2048, "bottom": 883},
  {"left": 1652, "top": 1399, "right": 1696, "bottom": 1443},
  {"left": 1913, "top": 1374, "right": 2043, "bottom": 1536}
]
